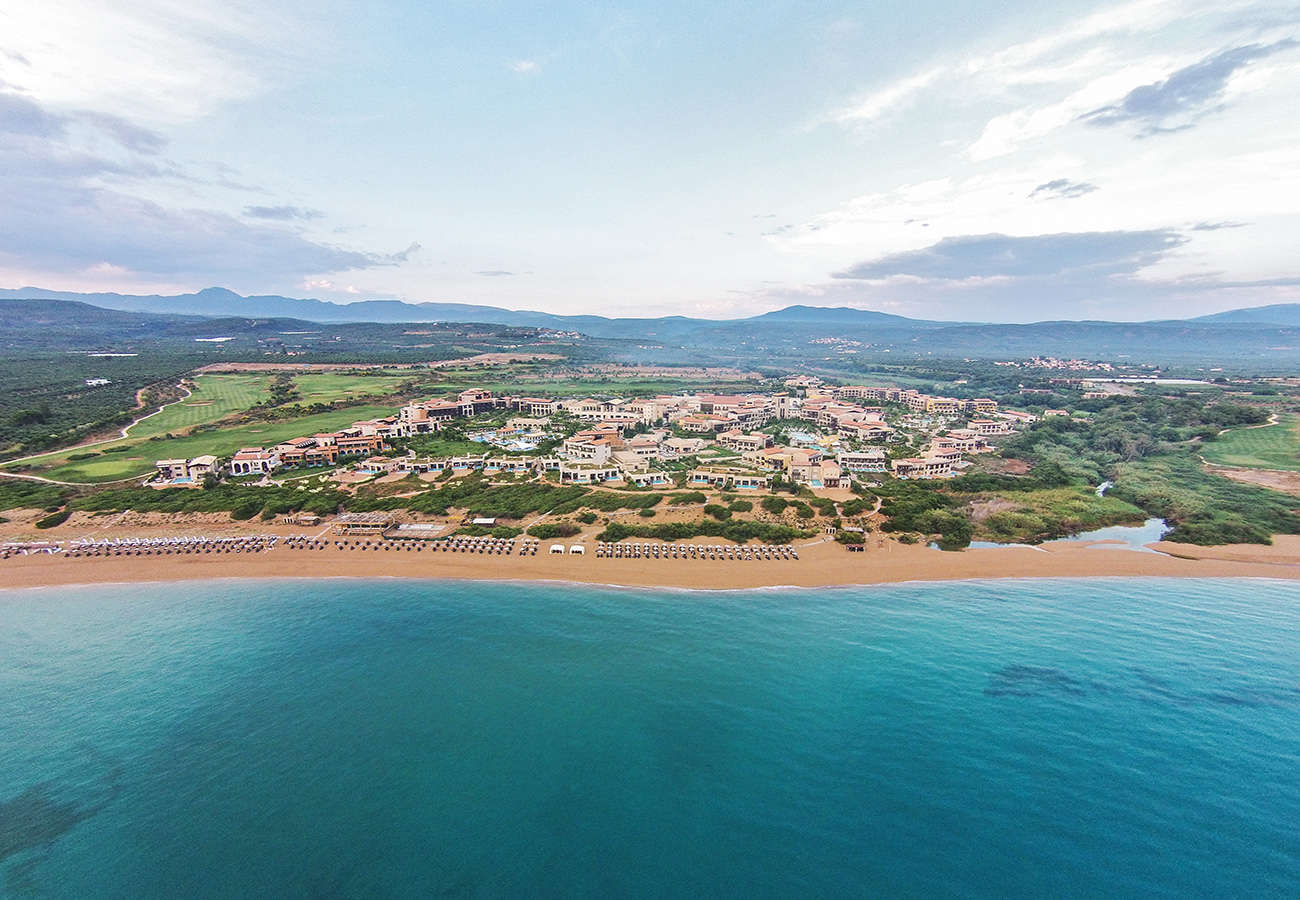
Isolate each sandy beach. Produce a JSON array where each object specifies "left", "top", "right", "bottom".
[{"left": 5, "top": 532, "right": 1300, "bottom": 592}]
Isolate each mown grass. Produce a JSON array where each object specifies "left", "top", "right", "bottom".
[
  {"left": 292, "top": 374, "right": 412, "bottom": 405},
  {"left": 1201, "top": 414, "right": 1300, "bottom": 471},
  {"left": 130, "top": 374, "right": 271, "bottom": 438}
]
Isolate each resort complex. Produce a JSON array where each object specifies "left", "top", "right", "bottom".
[{"left": 151, "top": 379, "right": 1020, "bottom": 496}]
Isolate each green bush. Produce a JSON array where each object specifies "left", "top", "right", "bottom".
[
  {"left": 672, "top": 491, "right": 707, "bottom": 504},
  {"left": 34, "top": 508, "right": 71, "bottom": 529},
  {"left": 577, "top": 511, "right": 598, "bottom": 524},
  {"left": 527, "top": 522, "right": 581, "bottom": 539},
  {"left": 230, "top": 500, "right": 262, "bottom": 521},
  {"left": 835, "top": 531, "right": 866, "bottom": 544},
  {"left": 728, "top": 499, "right": 753, "bottom": 513},
  {"left": 638, "top": 508, "right": 656, "bottom": 518},
  {"left": 704, "top": 504, "right": 731, "bottom": 520},
  {"left": 761, "top": 496, "right": 789, "bottom": 514},
  {"left": 0, "top": 480, "right": 71, "bottom": 512},
  {"left": 597, "top": 519, "right": 809, "bottom": 545}
]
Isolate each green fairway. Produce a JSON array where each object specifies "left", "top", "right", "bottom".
[
  {"left": 131, "top": 374, "right": 271, "bottom": 438},
  {"left": 293, "top": 373, "right": 412, "bottom": 404},
  {"left": 1202, "top": 414, "right": 1300, "bottom": 471},
  {"left": 26, "top": 404, "right": 399, "bottom": 483}
]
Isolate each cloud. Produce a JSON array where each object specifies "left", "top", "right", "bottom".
[
  {"left": 476, "top": 270, "right": 514, "bottom": 277},
  {"left": 1029, "top": 178, "right": 1099, "bottom": 200},
  {"left": 0, "top": 1, "right": 317, "bottom": 124},
  {"left": 828, "top": 67, "right": 945, "bottom": 125},
  {"left": 509, "top": 59, "right": 540, "bottom": 74},
  {"left": 243, "top": 204, "right": 324, "bottom": 221},
  {"left": 833, "top": 230, "right": 1186, "bottom": 281},
  {"left": 0, "top": 182, "right": 415, "bottom": 281},
  {"left": 387, "top": 242, "right": 421, "bottom": 264},
  {"left": 0, "top": 91, "right": 65, "bottom": 137},
  {"left": 0, "top": 88, "right": 416, "bottom": 287},
  {"left": 1191, "top": 220, "right": 1248, "bottom": 230},
  {"left": 1081, "top": 40, "right": 1298, "bottom": 135}
]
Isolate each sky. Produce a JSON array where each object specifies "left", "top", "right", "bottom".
[{"left": 1, "top": 0, "right": 1297, "bottom": 322}]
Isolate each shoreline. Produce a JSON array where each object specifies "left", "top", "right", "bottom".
[
  {"left": 5, "top": 572, "right": 1299, "bottom": 598},
  {"left": 6, "top": 534, "right": 1300, "bottom": 592}
]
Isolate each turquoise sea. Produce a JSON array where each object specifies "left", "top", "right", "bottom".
[{"left": 1, "top": 577, "right": 1298, "bottom": 898}]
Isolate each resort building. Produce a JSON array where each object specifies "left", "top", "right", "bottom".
[
  {"left": 837, "top": 448, "right": 888, "bottom": 472},
  {"left": 229, "top": 447, "right": 281, "bottom": 475},
  {"left": 688, "top": 466, "right": 772, "bottom": 490},
  {"left": 674, "top": 413, "right": 731, "bottom": 433},
  {"left": 153, "top": 455, "right": 219, "bottom": 483},
  {"left": 483, "top": 456, "right": 532, "bottom": 474},
  {"left": 837, "top": 419, "right": 894, "bottom": 443},
  {"left": 790, "top": 459, "right": 845, "bottom": 489},
  {"left": 717, "top": 430, "right": 774, "bottom": 453},
  {"left": 936, "top": 431, "right": 989, "bottom": 453},
  {"left": 891, "top": 457, "right": 954, "bottom": 479},
  {"left": 661, "top": 437, "right": 707, "bottom": 457},
  {"left": 507, "top": 397, "right": 561, "bottom": 417},
  {"left": 998, "top": 410, "right": 1039, "bottom": 426},
  {"left": 558, "top": 461, "right": 621, "bottom": 484},
  {"left": 332, "top": 512, "right": 396, "bottom": 535},
  {"left": 623, "top": 469, "right": 671, "bottom": 487}
]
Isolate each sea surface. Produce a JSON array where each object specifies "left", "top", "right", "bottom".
[{"left": 1, "top": 577, "right": 1298, "bottom": 898}]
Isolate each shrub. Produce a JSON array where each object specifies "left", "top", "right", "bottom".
[
  {"left": 230, "top": 500, "right": 262, "bottom": 521},
  {"left": 577, "top": 512, "right": 598, "bottom": 524},
  {"left": 527, "top": 522, "right": 581, "bottom": 539},
  {"left": 704, "top": 504, "right": 732, "bottom": 520},
  {"left": 638, "top": 508, "right": 656, "bottom": 518},
  {"left": 65, "top": 451, "right": 100, "bottom": 461},
  {"left": 836, "top": 531, "right": 866, "bottom": 544},
  {"left": 35, "top": 508, "right": 71, "bottom": 529},
  {"left": 841, "top": 497, "right": 870, "bottom": 516},
  {"left": 761, "top": 496, "right": 789, "bottom": 514},
  {"left": 672, "top": 491, "right": 707, "bottom": 505},
  {"left": 728, "top": 499, "right": 753, "bottom": 513},
  {"left": 597, "top": 519, "right": 809, "bottom": 545}
]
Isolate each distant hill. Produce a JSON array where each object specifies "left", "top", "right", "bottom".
[
  {"left": 747, "top": 305, "right": 948, "bottom": 327},
  {"left": 1191, "top": 303, "right": 1300, "bottom": 326}
]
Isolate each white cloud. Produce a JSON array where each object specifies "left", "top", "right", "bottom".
[
  {"left": 828, "top": 67, "right": 945, "bottom": 125},
  {"left": 0, "top": 0, "right": 315, "bottom": 123},
  {"left": 509, "top": 59, "right": 541, "bottom": 74}
]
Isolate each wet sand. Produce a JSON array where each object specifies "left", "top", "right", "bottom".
[{"left": 5, "top": 534, "right": 1300, "bottom": 592}]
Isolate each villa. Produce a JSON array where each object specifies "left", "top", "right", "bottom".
[
  {"left": 229, "top": 448, "right": 282, "bottom": 476},
  {"left": 891, "top": 457, "right": 954, "bottom": 479}
]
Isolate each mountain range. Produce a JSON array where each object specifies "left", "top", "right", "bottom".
[{"left": 5, "top": 286, "right": 1300, "bottom": 366}]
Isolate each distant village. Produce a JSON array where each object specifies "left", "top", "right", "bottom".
[{"left": 153, "top": 375, "right": 1044, "bottom": 492}]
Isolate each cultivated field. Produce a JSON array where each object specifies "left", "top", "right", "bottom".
[{"left": 1202, "top": 414, "right": 1300, "bottom": 471}]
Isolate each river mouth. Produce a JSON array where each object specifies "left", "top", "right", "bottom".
[{"left": 932, "top": 518, "right": 1172, "bottom": 553}]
